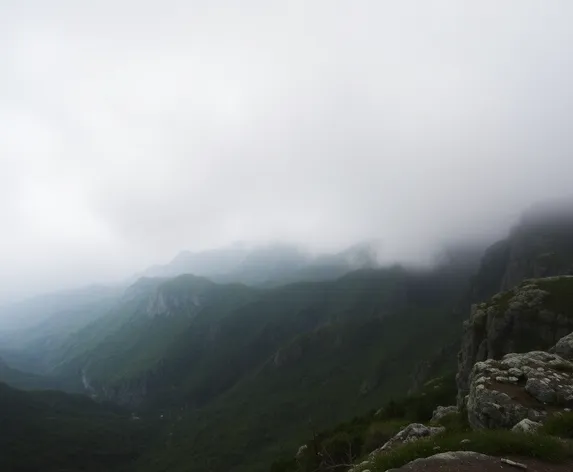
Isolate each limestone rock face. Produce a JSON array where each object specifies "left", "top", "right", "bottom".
[
  {"left": 146, "top": 287, "right": 204, "bottom": 318},
  {"left": 466, "top": 351, "right": 573, "bottom": 429},
  {"left": 500, "top": 203, "right": 573, "bottom": 292},
  {"left": 457, "top": 277, "right": 573, "bottom": 407},
  {"left": 469, "top": 203, "right": 573, "bottom": 304}
]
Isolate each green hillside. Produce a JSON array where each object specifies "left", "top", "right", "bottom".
[
  {"left": 0, "top": 260, "right": 465, "bottom": 472},
  {"left": 0, "top": 382, "right": 160, "bottom": 472},
  {"left": 2, "top": 207, "right": 573, "bottom": 472}
]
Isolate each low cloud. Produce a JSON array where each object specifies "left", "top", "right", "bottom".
[{"left": 1, "top": 1, "right": 573, "bottom": 299}]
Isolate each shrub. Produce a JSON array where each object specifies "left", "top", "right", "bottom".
[
  {"left": 432, "top": 411, "right": 469, "bottom": 433},
  {"left": 269, "top": 458, "right": 297, "bottom": 472},
  {"left": 362, "top": 420, "right": 406, "bottom": 454},
  {"left": 370, "top": 430, "right": 572, "bottom": 472},
  {"left": 320, "top": 431, "right": 362, "bottom": 467},
  {"left": 542, "top": 412, "right": 573, "bottom": 438}
]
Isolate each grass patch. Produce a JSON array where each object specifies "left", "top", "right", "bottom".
[
  {"left": 432, "top": 411, "right": 468, "bottom": 433},
  {"left": 490, "top": 290, "right": 515, "bottom": 315},
  {"left": 542, "top": 412, "right": 573, "bottom": 438},
  {"left": 368, "top": 430, "right": 573, "bottom": 472},
  {"left": 553, "top": 362, "right": 573, "bottom": 374},
  {"left": 536, "top": 277, "right": 573, "bottom": 316}
]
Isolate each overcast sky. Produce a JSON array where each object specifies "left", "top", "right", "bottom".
[{"left": 2, "top": 1, "right": 573, "bottom": 300}]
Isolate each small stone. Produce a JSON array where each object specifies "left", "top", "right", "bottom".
[
  {"left": 527, "top": 410, "right": 547, "bottom": 422},
  {"left": 460, "top": 439, "right": 471, "bottom": 445}
]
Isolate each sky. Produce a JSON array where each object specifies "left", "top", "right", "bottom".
[{"left": 1, "top": 1, "right": 573, "bottom": 300}]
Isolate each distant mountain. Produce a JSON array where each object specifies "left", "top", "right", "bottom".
[
  {"left": 132, "top": 263, "right": 474, "bottom": 472},
  {"left": 7, "top": 200, "right": 573, "bottom": 472},
  {"left": 137, "top": 242, "right": 380, "bottom": 286},
  {"left": 42, "top": 257, "right": 476, "bottom": 472},
  {"left": 140, "top": 243, "right": 251, "bottom": 280},
  {"left": 0, "top": 284, "right": 122, "bottom": 333},
  {"left": 52, "top": 275, "right": 261, "bottom": 403},
  {"left": 0, "top": 284, "right": 123, "bottom": 376}
]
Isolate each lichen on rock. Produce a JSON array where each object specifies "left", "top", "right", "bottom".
[
  {"left": 466, "top": 350, "right": 573, "bottom": 429},
  {"left": 511, "top": 418, "right": 542, "bottom": 433},
  {"left": 369, "top": 423, "right": 445, "bottom": 457},
  {"left": 430, "top": 405, "right": 457, "bottom": 423},
  {"left": 457, "top": 277, "right": 573, "bottom": 408}
]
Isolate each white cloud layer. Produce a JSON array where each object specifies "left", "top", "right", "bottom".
[{"left": 1, "top": 1, "right": 573, "bottom": 299}]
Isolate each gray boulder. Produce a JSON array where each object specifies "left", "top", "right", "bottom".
[
  {"left": 511, "top": 418, "right": 542, "bottom": 434},
  {"left": 552, "top": 332, "right": 573, "bottom": 360},
  {"left": 467, "top": 351, "right": 573, "bottom": 429},
  {"left": 431, "top": 405, "right": 457, "bottom": 423},
  {"left": 370, "top": 423, "right": 444, "bottom": 457}
]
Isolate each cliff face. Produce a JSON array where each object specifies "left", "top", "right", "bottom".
[
  {"left": 457, "top": 276, "right": 573, "bottom": 407},
  {"left": 500, "top": 219, "right": 573, "bottom": 291},
  {"left": 455, "top": 206, "right": 573, "bottom": 406},
  {"left": 471, "top": 205, "right": 573, "bottom": 303}
]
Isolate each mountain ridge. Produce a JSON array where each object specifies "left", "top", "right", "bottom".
[
  {"left": 136, "top": 241, "right": 381, "bottom": 286},
  {"left": 2, "top": 202, "right": 573, "bottom": 472}
]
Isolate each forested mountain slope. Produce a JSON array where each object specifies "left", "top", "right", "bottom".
[
  {"left": 3, "top": 204, "right": 573, "bottom": 472},
  {"left": 0, "top": 381, "right": 159, "bottom": 472}
]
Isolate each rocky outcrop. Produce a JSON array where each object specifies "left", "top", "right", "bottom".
[
  {"left": 500, "top": 201, "right": 573, "bottom": 292},
  {"left": 370, "top": 423, "right": 445, "bottom": 456},
  {"left": 146, "top": 286, "right": 205, "bottom": 318},
  {"left": 457, "top": 277, "right": 573, "bottom": 407},
  {"left": 431, "top": 405, "right": 457, "bottom": 423},
  {"left": 466, "top": 351, "right": 573, "bottom": 429}
]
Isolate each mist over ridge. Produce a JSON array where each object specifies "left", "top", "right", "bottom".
[{"left": 2, "top": 1, "right": 573, "bottom": 302}]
